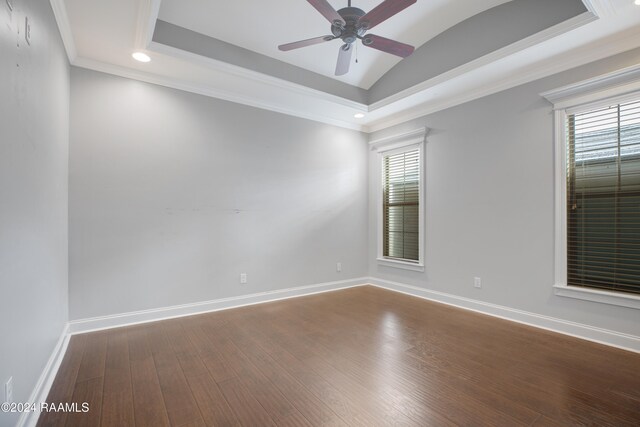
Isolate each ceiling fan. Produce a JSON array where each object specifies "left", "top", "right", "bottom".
[{"left": 278, "top": 0, "right": 416, "bottom": 76}]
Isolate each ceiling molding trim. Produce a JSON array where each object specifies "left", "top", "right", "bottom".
[
  {"left": 365, "top": 24, "right": 640, "bottom": 133},
  {"left": 581, "top": 0, "right": 615, "bottom": 17},
  {"left": 49, "top": 0, "right": 77, "bottom": 62},
  {"left": 134, "top": 0, "right": 162, "bottom": 50},
  {"left": 148, "top": 41, "right": 368, "bottom": 112},
  {"left": 72, "top": 57, "right": 365, "bottom": 132},
  {"left": 369, "top": 11, "right": 598, "bottom": 112}
]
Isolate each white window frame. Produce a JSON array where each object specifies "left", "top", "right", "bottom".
[
  {"left": 370, "top": 128, "right": 427, "bottom": 272},
  {"left": 541, "top": 65, "right": 640, "bottom": 310}
]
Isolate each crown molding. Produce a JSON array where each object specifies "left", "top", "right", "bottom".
[
  {"left": 49, "top": 0, "right": 76, "bottom": 62},
  {"left": 144, "top": 8, "right": 597, "bottom": 118},
  {"left": 368, "top": 11, "right": 598, "bottom": 112},
  {"left": 50, "top": 0, "right": 640, "bottom": 134},
  {"left": 148, "top": 41, "right": 368, "bottom": 112},
  {"left": 581, "top": 0, "right": 616, "bottom": 17},
  {"left": 366, "top": 22, "right": 640, "bottom": 133},
  {"left": 73, "top": 57, "right": 365, "bottom": 132},
  {"left": 134, "top": 0, "right": 162, "bottom": 50}
]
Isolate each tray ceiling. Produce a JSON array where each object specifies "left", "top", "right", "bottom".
[{"left": 54, "top": 0, "right": 640, "bottom": 132}]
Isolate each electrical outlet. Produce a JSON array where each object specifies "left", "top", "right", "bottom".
[
  {"left": 5, "top": 377, "right": 13, "bottom": 404},
  {"left": 474, "top": 277, "right": 482, "bottom": 289},
  {"left": 240, "top": 273, "right": 247, "bottom": 284},
  {"left": 336, "top": 262, "right": 342, "bottom": 272}
]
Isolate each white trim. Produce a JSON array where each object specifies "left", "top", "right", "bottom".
[
  {"left": 541, "top": 64, "right": 640, "bottom": 110},
  {"left": 376, "top": 258, "right": 425, "bottom": 272},
  {"left": 49, "top": 0, "right": 76, "bottom": 62},
  {"left": 366, "top": 22, "right": 640, "bottom": 133},
  {"left": 148, "top": 41, "right": 368, "bottom": 112},
  {"left": 373, "top": 129, "right": 427, "bottom": 271},
  {"left": 367, "top": 278, "right": 640, "bottom": 354},
  {"left": 68, "top": 277, "right": 367, "bottom": 334},
  {"left": 544, "top": 70, "right": 640, "bottom": 311},
  {"left": 554, "top": 284, "right": 640, "bottom": 310},
  {"left": 553, "top": 109, "right": 568, "bottom": 290},
  {"left": 565, "top": 91, "right": 640, "bottom": 116},
  {"left": 369, "top": 127, "right": 427, "bottom": 151},
  {"left": 581, "top": 0, "right": 616, "bottom": 18},
  {"left": 72, "top": 57, "right": 365, "bottom": 132},
  {"left": 18, "top": 324, "right": 71, "bottom": 427},
  {"left": 369, "top": 12, "right": 598, "bottom": 112},
  {"left": 134, "top": 0, "right": 162, "bottom": 50}
]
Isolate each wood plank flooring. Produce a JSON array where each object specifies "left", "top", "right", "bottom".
[{"left": 37, "top": 286, "right": 640, "bottom": 426}]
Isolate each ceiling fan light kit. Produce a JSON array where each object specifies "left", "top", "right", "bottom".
[{"left": 279, "top": 0, "right": 416, "bottom": 76}]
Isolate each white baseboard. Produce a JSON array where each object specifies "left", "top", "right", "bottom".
[
  {"left": 68, "top": 276, "right": 640, "bottom": 350},
  {"left": 367, "top": 277, "right": 640, "bottom": 354},
  {"left": 68, "top": 277, "right": 368, "bottom": 335},
  {"left": 18, "top": 323, "right": 71, "bottom": 427}
]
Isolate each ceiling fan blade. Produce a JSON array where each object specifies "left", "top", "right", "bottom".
[
  {"left": 306, "top": 0, "right": 346, "bottom": 27},
  {"left": 359, "top": 0, "right": 416, "bottom": 30},
  {"left": 335, "top": 44, "right": 353, "bottom": 76},
  {"left": 279, "top": 35, "right": 335, "bottom": 51},
  {"left": 362, "top": 34, "right": 414, "bottom": 57}
]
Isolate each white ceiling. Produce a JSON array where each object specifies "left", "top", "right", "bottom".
[
  {"left": 54, "top": 0, "right": 640, "bottom": 132},
  {"left": 157, "top": 0, "right": 511, "bottom": 89}
]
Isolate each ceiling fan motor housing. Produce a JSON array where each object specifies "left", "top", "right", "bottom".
[{"left": 332, "top": 7, "right": 366, "bottom": 45}]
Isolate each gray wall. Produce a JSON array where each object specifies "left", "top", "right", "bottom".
[
  {"left": 0, "top": 0, "right": 70, "bottom": 425},
  {"left": 368, "top": 48, "right": 640, "bottom": 337},
  {"left": 69, "top": 68, "right": 369, "bottom": 320}
]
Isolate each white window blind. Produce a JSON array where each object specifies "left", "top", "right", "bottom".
[
  {"left": 382, "top": 148, "right": 420, "bottom": 262},
  {"left": 566, "top": 99, "right": 640, "bottom": 295}
]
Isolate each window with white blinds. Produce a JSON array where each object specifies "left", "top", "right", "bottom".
[
  {"left": 382, "top": 148, "right": 420, "bottom": 262},
  {"left": 566, "top": 99, "right": 640, "bottom": 295}
]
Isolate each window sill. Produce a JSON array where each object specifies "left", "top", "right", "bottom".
[
  {"left": 553, "top": 284, "right": 640, "bottom": 310},
  {"left": 377, "top": 258, "right": 425, "bottom": 272}
]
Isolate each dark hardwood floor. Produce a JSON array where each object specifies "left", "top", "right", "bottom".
[{"left": 37, "top": 286, "right": 640, "bottom": 426}]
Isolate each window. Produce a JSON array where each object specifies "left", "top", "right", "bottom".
[
  {"left": 383, "top": 148, "right": 420, "bottom": 261},
  {"left": 542, "top": 66, "right": 640, "bottom": 309},
  {"left": 566, "top": 99, "right": 640, "bottom": 295},
  {"left": 370, "top": 128, "right": 425, "bottom": 271}
]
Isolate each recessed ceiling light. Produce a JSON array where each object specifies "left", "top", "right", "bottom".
[
  {"left": 636, "top": 0, "right": 640, "bottom": 5},
  {"left": 354, "top": 113, "right": 365, "bottom": 119},
  {"left": 132, "top": 52, "right": 151, "bottom": 63}
]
